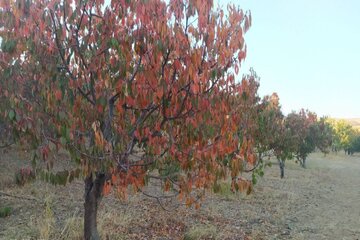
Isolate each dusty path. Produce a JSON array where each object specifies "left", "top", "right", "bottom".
[
  {"left": 188, "top": 152, "right": 360, "bottom": 240},
  {"left": 283, "top": 153, "right": 360, "bottom": 239},
  {"left": 1, "top": 150, "right": 360, "bottom": 239},
  {"left": 237, "top": 152, "right": 360, "bottom": 239}
]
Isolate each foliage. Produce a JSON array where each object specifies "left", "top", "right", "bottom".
[
  {"left": 271, "top": 109, "right": 332, "bottom": 174},
  {"left": 255, "top": 93, "right": 283, "bottom": 153},
  {"left": 312, "top": 117, "right": 333, "bottom": 154},
  {"left": 326, "top": 119, "right": 356, "bottom": 152},
  {"left": 280, "top": 110, "right": 332, "bottom": 168},
  {"left": 14, "top": 167, "right": 36, "bottom": 186},
  {"left": 285, "top": 110, "right": 317, "bottom": 167},
  {"left": 252, "top": 92, "right": 283, "bottom": 180},
  {"left": 1, "top": 0, "right": 255, "bottom": 238},
  {"left": 271, "top": 116, "right": 295, "bottom": 163},
  {"left": 347, "top": 132, "right": 360, "bottom": 154}
]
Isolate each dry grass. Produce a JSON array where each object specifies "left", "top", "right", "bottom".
[
  {"left": 59, "top": 212, "right": 83, "bottom": 240},
  {"left": 343, "top": 118, "right": 360, "bottom": 127},
  {"left": 1, "top": 149, "right": 360, "bottom": 239},
  {"left": 37, "top": 195, "right": 56, "bottom": 240},
  {"left": 213, "top": 181, "right": 237, "bottom": 200},
  {"left": 98, "top": 205, "right": 132, "bottom": 240},
  {"left": 184, "top": 223, "right": 218, "bottom": 240}
]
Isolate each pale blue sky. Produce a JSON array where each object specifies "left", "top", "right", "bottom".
[{"left": 219, "top": 0, "right": 360, "bottom": 118}]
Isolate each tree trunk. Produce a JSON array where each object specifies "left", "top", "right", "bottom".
[
  {"left": 278, "top": 159, "right": 285, "bottom": 179},
  {"left": 301, "top": 158, "right": 306, "bottom": 168},
  {"left": 84, "top": 173, "right": 106, "bottom": 240}
]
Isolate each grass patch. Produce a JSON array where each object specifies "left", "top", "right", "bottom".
[
  {"left": 37, "top": 195, "right": 55, "bottom": 240},
  {"left": 213, "top": 181, "right": 235, "bottom": 200},
  {"left": 98, "top": 207, "right": 132, "bottom": 239},
  {"left": 184, "top": 223, "right": 218, "bottom": 240},
  {"left": 14, "top": 167, "right": 35, "bottom": 186},
  {"left": 60, "top": 214, "right": 83, "bottom": 240},
  {"left": 0, "top": 206, "right": 12, "bottom": 218}
]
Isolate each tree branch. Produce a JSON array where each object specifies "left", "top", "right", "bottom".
[{"left": 49, "top": 10, "right": 95, "bottom": 106}]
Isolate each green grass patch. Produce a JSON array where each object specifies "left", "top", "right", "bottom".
[{"left": 0, "top": 206, "right": 12, "bottom": 218}]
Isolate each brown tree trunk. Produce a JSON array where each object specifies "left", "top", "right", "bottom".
[
  {"left": 278, "top": 159, "right": 285, "bottom": 178},
  {"left": 84, "top": 173, "right": 105, "bottom": 240}
]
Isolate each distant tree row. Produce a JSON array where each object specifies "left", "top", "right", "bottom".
[
  {"left": 250, "top": 99, "right": 333, "bottom": 178},
  {"left": 325, "top": 119, "right": 360, "bottom": 155}
]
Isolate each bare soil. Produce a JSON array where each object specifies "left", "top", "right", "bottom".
[{"left": 1, "top": 148, "right": 360, "bottom": 240}]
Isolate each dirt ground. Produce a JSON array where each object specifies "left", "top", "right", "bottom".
[{"left": 1, "top": 148, "right": 360, "bottom": 240}]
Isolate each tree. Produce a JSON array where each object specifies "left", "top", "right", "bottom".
[
  {"left": 251, "top": 93, "right": 283, "bottom": 180},
  {"left": 285, "top": 110, "right": 317, "bottom": 168},
  {"left": 347, "top": 131, "right": 360, "bottom": 155},
  {"left": 271, "top": 120, "right": 296, "bottom": 178},
  {"left": 1, "top": 0, "right": 254, "bottom": 238},
  {"left": 313, "top": 117, "right": 333, "bottom": 155},
  {"left": 327, "top": 119, "right": 355, "bottom": 153},
  {"left": 0, "top": 86, "right": 15, "bottom": 149},
  {"left": 283, "top": 110, "right": 333, "bottom": 169},
  {"left": 253, "top": 94, "right": 296, "bottom": 179}
]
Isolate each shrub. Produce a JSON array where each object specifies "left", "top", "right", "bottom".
[
  {"left": 0, "top": 206, "right": 12, "bottom": 218},
  {"left": 14, "top": 167, "right": 35, "bottom": 186}
]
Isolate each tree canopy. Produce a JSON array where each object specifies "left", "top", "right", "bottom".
[{"left": 1, "top": 0, "right": 255, "bottom": 238}]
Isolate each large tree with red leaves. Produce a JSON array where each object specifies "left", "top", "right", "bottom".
[{"left": 1, "top": 0, "right": 256, "bottom": 238}]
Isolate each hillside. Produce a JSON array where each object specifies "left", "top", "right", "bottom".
[{"left": 344, "top": 118, "right": 360, "bottom": 130}]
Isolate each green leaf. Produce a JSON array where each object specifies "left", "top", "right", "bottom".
[
  {"left": 8, "top": 110, "right": 15, "bottom": 120},
  {"left": 99, "top": 96, "right": 107, "bottom": 107},
  {"left": 60, "top": 137, "right": 67, "bottom": 146},
  {"left": 252, "top": 174, "right": 257, "bottom": 185},
  {"left": 108, "top": 38, "right": 119, "bottom": 49},
  {"left": 1, "top": 40, "right": 17, "bottom": 53},
  {"left": 15, "top": 113, "right": 21, "bottom": 122},
  {"left": 211, "top": 69, "right": 217, "bottom": 80}
]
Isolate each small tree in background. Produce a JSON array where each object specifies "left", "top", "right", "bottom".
[
  {"left": 311, "top": 117, "right": 333, "bottom": 155},
  {"left": 326, "top": 119, "right": 355, "bottom": 153},
  {"left": 285, "top": 110, "right": 317, "bottom": 168},
  {"left": 251, "top": 93, "right": 283, "bottom": 180},
  {"left": 284, "top": 111, "right": 333, "bottom": 169},
  {"left": 347, "top": 131, "right": 360, "bottom": 155},
  {"left": 271, "top": 122, "right": 296, "bottom": 178}
]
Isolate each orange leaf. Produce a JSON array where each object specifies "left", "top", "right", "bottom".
[
  {"left": 103, "top": 181, "right": 111, "bottom": 196},
  {"left": 55, "top": 90, "right": 62, "bottom": 101}
]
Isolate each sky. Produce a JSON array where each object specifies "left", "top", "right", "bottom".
[{"left": 218, "top": 0, "right": 360, "bottom": 118}]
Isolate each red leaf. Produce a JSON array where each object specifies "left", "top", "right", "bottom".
[{"left": 55, "top": 90, "right": 62, "bottom": 101}]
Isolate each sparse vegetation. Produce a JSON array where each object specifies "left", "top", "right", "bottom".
[
  {"left": 14, "top": 167, "right": 36, "bottom": 186},
  {"left": 0, "top": 206, "right": 12, "bottom": 218},
  {"left": 37, "top": 196, "right": 56, "bottom": 240},
  {"left": 60, "top": 214, "right": 83, "bottom": 240},
  {"left": 184, "top": 223, "right": 218, "bottom": 240}
]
